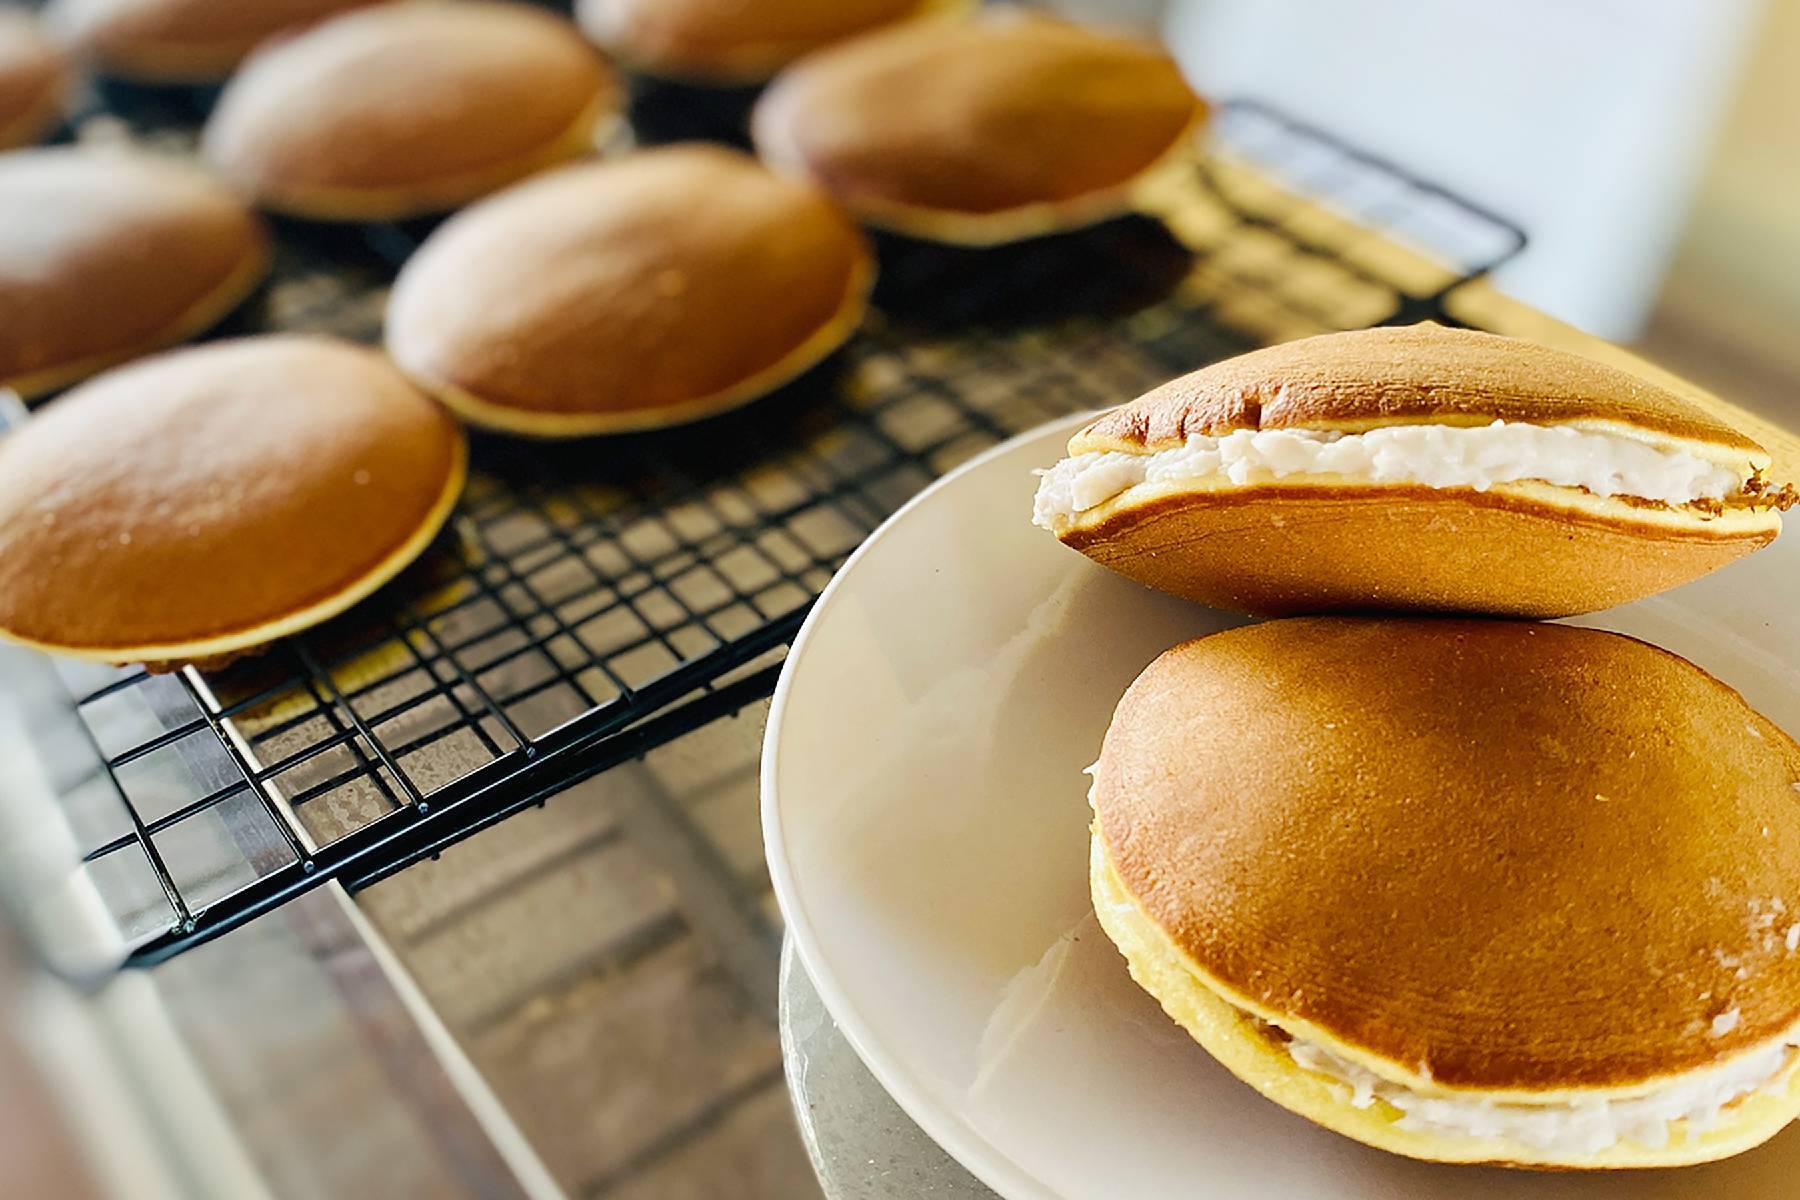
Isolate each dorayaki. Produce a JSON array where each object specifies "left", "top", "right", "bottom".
[
  {"left": 1034, "top": 325, "right": 1795, "bottom": 617},
  {"left": 1091, "top": 618, "right": 1800, "bottom": 1169}
]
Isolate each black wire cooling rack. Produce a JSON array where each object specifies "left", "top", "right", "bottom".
[{"left": 0, "top": 31, "right": 1526, "bottom": 974}]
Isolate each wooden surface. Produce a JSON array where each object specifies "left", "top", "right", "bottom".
[
  {"left": 0, "top": 923, "right": 103, "bottom": 1200},
  {"left": 354, "top": 697, "right": 823, "bottom": 1200},
  {"left": 159, "top": 887, "right": 530, "bottom": 1200}
]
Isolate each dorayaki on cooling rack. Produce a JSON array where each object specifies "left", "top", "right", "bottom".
[
  {"left": 752, "top": 9, "right": 1206, "bottom": 245},
  {"left": 45, "top": 0, "right": 377, "bottom": 83},
  {"left": 0, "top": 148, "right": 269, "bottom": 401},
  {"left": 202, "top": 1, "right": 621, "bottom": 222},
  {"left": 0, "top": 337, "right": 465, "bottom": 669},
  {"left": 576, "top": 0, "right": 959, "bottom": 85},
  {"left": 385, "top": 144, "right": 873, "bottom": 438}
]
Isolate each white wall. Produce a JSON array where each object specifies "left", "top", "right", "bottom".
[
  {"left": 1162, "top": 0, "right": 1763, "bottom": 338},
  {"left": 1656, "top": 0, "right": 1800, "bottom": 375}
]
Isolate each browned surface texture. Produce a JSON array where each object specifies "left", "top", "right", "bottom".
[
  {"left": 45, "top": 0, "right": 379, "bottom": 81},
  {"left": 751, "top": 12, "right": 1201, "bottom": 218},
  {"left": 203, "top": 1, "right": 618, "bottom": 219},
  {"left": 1093, "top": 618, "right": 1800, "bottom": 1091},
  {"left": 0, "top": 148, "right": 268, "bottom": 398},
  {"left": 1072, "top": 325, "right": 1768, "bottom": 456},
  {"left": 578, "top": 0, "right": 934, "bottom": 81},
  {"left": 0, "top": 11, "right": 66, "bottom": 149},
  {"left": 0, "top": 336, "right": 464, "bottom": 655},
  {"left": 385, "top": 145, "right": 870, "bottom": 432},
  {"left": 1063, "top": 483, "right": 1774, "bottom": 618}
]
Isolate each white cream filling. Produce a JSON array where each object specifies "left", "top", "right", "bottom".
[
  {"left": 1031, "top": 420, "right": 1746, "bottom": 529},
  {"left": 1274, "top": 1026, "right": 1799, "bottom": 1156}
]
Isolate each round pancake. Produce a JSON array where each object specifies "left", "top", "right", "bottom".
[
  {"left": 0, "top": 148, "right": 269, "bottom": 401},
  {"left": 44, "top": 0, "right": 377, "bottom": 83},
  {"left": 1090, "top": 618, "right": 1800, "bottom": 1166},
  {"left": 0, "top": 336, "right": 467, "bottom": 665},
  {"left": 203, "top": 1, "right": 620, "bottom": 222},
  {"left": 385, "top": 144, "right": 873, "bottom": 437},
  {"left": 575, "top": 0, "right": 953, "bottom": 84},
  {"left": 751, "top": 11, "right": 1206, "bottom": 244},
  {"left": 0, "top": 11, "right": 68, "bottom": 150},
  {"left": 1044, "top": 325, "right": 1791, "bottom": 618}
]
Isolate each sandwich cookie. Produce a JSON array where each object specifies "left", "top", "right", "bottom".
[
  {"left": 1091, "top": 617, "right": 1800, "bottom": 1169},
  {"left": 0, "top": 148, "right": 269, "bottom": 401},
  {"left": 1034, "top": 325, "right": 1795, "bottom": 618},
  {"left": 43, "top": 0, "right": 375, "bottom": 84},
  {"left": 575, "top": 0, "right": 955, "bottom": 85},
  {"left": 0, "top": 11, "right": 68, "bottom": 149},
  {"left": 0, "top": 337, "right": 467, "bottom": 666},
  {"left": 751, "top": 11, "right": 1205, "bottom": 245},
  {"left": 385, "top": 144, "right": 872, "bottom": 437},
  {"left": 203, "top": 1, "right": 620, "bottom": 222}
]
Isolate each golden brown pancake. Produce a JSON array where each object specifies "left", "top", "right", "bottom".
[
  {"left": 575, "top": 0, "right": 954, "bottom": 84},
  {"left": 1034, "top": 325, "right": 1794, "bottom": 618},
  {"left": 0, "top": 11, "right": 68, "bottom": 150},
  {"left": 0, "top": 336, "right": 466, "bottom": 666},
  {"left": 751, "top": 11, "right": 1206, "bottom": 244},
  {"left": 0, "top": 148, "right": 269, "bottom": 401},
  {"left": 1091, "top": 617, "right": 1800, "bottom": 1168},
  {"left": 385, "top": 144, "right": 873, "bottom": 437},
  {"left": 44, "top": 0, "right": 377, "bottom": 83},
  {"left": 202, "top": 1, "right": 621, "bottom": 222}
]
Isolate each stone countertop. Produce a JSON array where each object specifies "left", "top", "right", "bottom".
[{"left": 780, "top": 938, "right": 996, "bottom": 1200}]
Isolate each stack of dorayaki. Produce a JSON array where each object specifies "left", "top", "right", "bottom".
[
  {"left": 0, "top": 1, "right": 1208, "bottom": 670},
  {"left": 1035, "top": 323, "right": 1800, "bottom": 1169}
]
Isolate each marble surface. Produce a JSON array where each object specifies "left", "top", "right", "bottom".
[{"left": 779, "top": 938, "right": 997, "bottom": 1200}]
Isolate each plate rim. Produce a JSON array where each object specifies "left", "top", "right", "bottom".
[{"left": 762, "top": 413, "right": 1095, "bottom": 1200}]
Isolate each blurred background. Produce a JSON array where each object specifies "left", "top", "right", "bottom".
[
  {"left": 2, "top": 1, "right": 1797, "bottom": 1198},
  {"left": 1097, "top": 0, "right": 1800, "bottom": 419}
]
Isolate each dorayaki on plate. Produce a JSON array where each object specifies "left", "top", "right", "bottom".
[
  {"left": 385, "top": 144, "right": 873, "bottom": 438},
  {"left": 575, "top": 0, "right": 956, "bottom": 85},
  {"left": 0, "top": 148, "right": 269, "bottom": 401},
  {"left": 751, "top": 9, "right": 1206, "bottom": 245},
  {"left": 0, "top": 336, "right": 466, "bottom": 667},
  {"left": 1033, "top": 324, "right": 1796, "bottom": 617},
  {"left": 203, "top": 1, "right": 621, "bottom": 222},
  {"left": 0, "top": 10, "right": 68, "bottom": 150},
  {"left": 1090, "top": 617, "right": 1800, "bottom": 1170}
]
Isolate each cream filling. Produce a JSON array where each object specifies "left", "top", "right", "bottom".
[
  {"left": 1031, "top": 420, "right": 1747, "bottom": 529},
  {"left": 1270, "top": 1024, "right": 1800, "bottom": 1156}
]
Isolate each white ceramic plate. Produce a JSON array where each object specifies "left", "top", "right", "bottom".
[{"left": 762, "top": 412, "right": 1800, "bottom": 1200}]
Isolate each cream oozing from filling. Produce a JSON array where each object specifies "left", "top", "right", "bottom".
[
  {"left": 1264, "top": 1021, "right": 1800, "bottom": 1156},
  {"left": 1031, "top": 419, "right": 1746, "bottom": 528}
]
